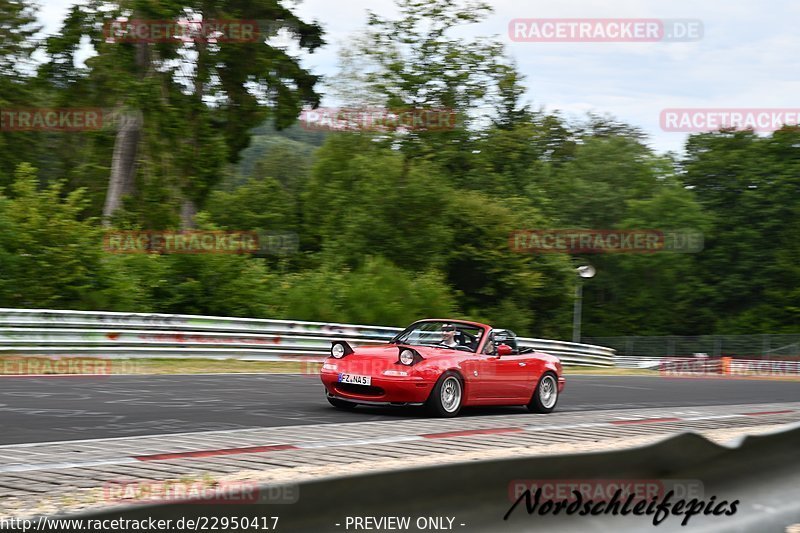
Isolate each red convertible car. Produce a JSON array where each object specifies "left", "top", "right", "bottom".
[{"left": 320, "top": 319, "right": 565, "bottom": 417}]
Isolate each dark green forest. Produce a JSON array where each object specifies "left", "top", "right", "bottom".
[{"left": 1, "top": 0, "right": 798, "bottom": 338}]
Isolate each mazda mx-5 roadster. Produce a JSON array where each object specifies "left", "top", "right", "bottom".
[{"left": 320, "top": 319, "right": 565, "bottom": 417}]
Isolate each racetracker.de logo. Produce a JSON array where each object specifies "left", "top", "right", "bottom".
[
  {"left": 660, "top": 357, "right": 800, "bottom": 380},
  {"left": 508, "top": 479, "right": 704, "bottom": 503},
  {"left": 508, "top": 19, "right": 703, "bottom": 42},
  {"left": 103, "top": 19, "right": 261, "bottom": 43},
  {"left": 0, "top": 357, "right": 114, "bottom": 376},
  {"left": 104, "top": 231, "right": 259, "bottom": 255},
  {"left": 299, "top": 107, "right": 458, "bottom": 132},
  {"left": 509, "top": 230, "right": 704, "bottom": 254},
  {"left": 1, "top": 108, "right": 105, "bottom": 132},
  {"left": 103, "top": 479, "right": 298, "bottom": 505},
  {"left": 660, "top": 109, "right": 800, "bottom": 132}
]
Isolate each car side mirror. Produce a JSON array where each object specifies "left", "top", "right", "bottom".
[{"left": 497, "top": 344, "right": 512, "bottom": 356}]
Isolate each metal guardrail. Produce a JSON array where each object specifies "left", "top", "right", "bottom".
[
  {"left": 614, "top": 355, "right": 666, "bottom": 369},
  {"left": 0, "top": 308, "right": 615, "bottom": 367}
]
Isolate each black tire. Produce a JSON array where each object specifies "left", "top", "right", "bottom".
[
  {"left": 426, "top": 371, "right": 464, "bottom": 417},
  {"left": 326, "top": 394, "right": 357, "bottom": 410},
  {"left": 526, "top": 372, "right": 559, "bottom": 413}
]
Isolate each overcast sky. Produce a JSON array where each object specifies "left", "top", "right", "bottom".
[{"left": 38, "top": 0, "right": 800, "bottom": 154}]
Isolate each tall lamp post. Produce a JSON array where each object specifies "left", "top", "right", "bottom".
[{"left": 572, "top": 265, "right": 596, "bottom": 343}]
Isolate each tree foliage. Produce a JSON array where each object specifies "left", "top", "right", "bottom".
[{"left": 0, "top": 0, "right": 797, "bottom": 337}]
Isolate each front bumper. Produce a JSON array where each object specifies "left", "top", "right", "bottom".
[
  {"left": 558, "top": 376, "right": 566, "bottom": 393},
  {"left": 325, "top": 390, "right": 425, "bottom": 407},
  {"left": 320, "top": 370, "right": 434, "bottom": 404}
]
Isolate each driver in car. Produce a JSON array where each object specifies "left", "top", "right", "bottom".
[{"left": 441, "top": 324, "right": 460, "bottom": 348}]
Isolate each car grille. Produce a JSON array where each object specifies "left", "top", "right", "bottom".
[{"left": 334, "top": 383, "right": 385, "bottom": 397}]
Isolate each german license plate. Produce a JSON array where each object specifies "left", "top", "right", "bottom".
[{"left": 338, "top": 373, "right": 371, "bottom": 386}]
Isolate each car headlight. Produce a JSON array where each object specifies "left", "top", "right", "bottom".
[
  {"left": 399, "top": 349, "right": 415, "bottom": 365},
  {"left": 331, "top": 343, "right": 346, "bottom": 359}
]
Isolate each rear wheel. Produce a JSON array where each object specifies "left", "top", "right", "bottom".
[
  {"left": 326, "top": 394, "right": 357, "bottom": 410},
  {"left": 526, "top": 372, "right": 558, "bottom": 413},
  {"left": 426, "top": 372, "right": 463, "bottom": 417}
]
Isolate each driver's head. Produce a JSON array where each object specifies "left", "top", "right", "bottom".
[{"left": 441, "top": 324, "right": 456, "bottom": 342}]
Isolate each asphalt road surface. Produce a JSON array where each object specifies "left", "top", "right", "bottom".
[{"left": 1, "top": 374, "right": 798, "bottom": 445}]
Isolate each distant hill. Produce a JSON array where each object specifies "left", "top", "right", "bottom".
[{"left": 230, "top": 122, "right": 327, "bottom": 188}]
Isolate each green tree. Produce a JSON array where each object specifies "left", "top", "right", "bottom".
[
  {"left": 443, "top": 191, "right": 572, "bottom": 336},
  {"left": 683, "top": 130, "right": 776, "bottom": 333},
  {"left": 264, "top": 256, "right": 455, "bottom": 325},
  {"left": 581, "top": 173, "right": 712, "bottom": 336},
  {"left": 41, "top": 0, "right": 325, "bottom": 227},
  {"left": 0, "top": 0, "right": 41, "bottom": 184},
  {"left": 204, "top": 177, "right": 296, "bottom": 232},
  {"left": 0, "top": 163, "right": 151, "bottom": 309},
  {"left": 333, "top": 0, "right": 507, "bottom": 178},
  {"left": 301, "top": 134, "right": 454, "bottom": 270},
  {"left": 546, "top": 132, "right": 658, "bottom": 228}
]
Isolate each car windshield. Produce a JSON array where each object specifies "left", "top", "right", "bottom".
[{"left": 393, "top": 321, "right": 483, "bottom": 352}]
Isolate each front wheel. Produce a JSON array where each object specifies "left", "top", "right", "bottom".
[
  {"left": 526, "top": 373, "right": 558, "bottom": 413},
  {"left": 426, "top": 371, "right": 463, "bottom": 417}
]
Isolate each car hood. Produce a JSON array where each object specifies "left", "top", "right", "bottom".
[{"left": 345, "top": 343, "right": 457, "bottom": 360}]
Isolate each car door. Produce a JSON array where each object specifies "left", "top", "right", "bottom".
[{"left": 477, "top": 333, "right": 532, "bottom": 401}]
